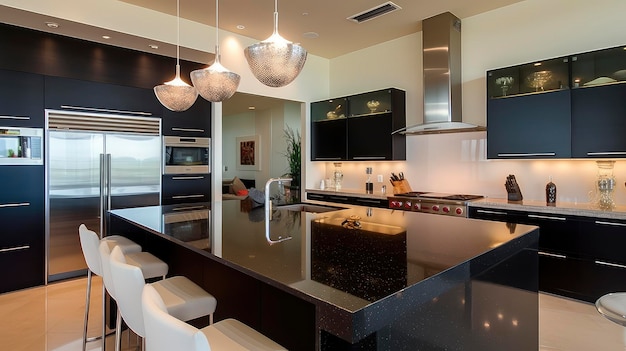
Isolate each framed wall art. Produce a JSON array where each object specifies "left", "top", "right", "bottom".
[{"left": 236, "top": 135, "right": 261, "bottom": 171}]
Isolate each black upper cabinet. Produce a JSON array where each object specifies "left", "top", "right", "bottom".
[
  {"left": 487, "top": 56, "right": 571, "bottom": 159},
  {"left": 44, "top": 76, "right": 163, "bottom": 116},
  {"left": 311, "top": 88, "right": 406, "bottom": 161},
  {"left": 162, "top": 98, "right": 212, "bottom": 137},
  {"left": 311, "top": 98, "right": 347, "bottom": 161},
  {"left": 0, "top": 70, "right": 44, "bottom": 127},
  {"left": 487, "top": 44, "right": 626, "bottom": 159},
  {"left": 347, "top": 89, "right": 406, "bottom": 161},
  {"left": 571, "top": 46, "right": 626, "bottom": 158},
  {"left": 487, "top": 90, "right": 572, "bottom": 158}
]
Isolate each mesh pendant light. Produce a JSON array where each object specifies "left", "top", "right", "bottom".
[
  {"left": 154, "top": 0, "right": 198, "bottom": 112},
  {"left": 244, "top": 0, "right": 307, "bottom": 88},
  {"left": 191, "top": 0, "right": 240, "bottom": 103}
]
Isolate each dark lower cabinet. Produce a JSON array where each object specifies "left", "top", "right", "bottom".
[
  {"left": 0, "top": 165, "right": 45, "bottom": 293},
  {"left": 306, "top": 192, "right": 388, "bottom": 208},
  {"left": 162, "top": 174, "right": 211, "bottom": 205},
  {"left": 469, "top": 206, "right": 626, "bottom": 303}
]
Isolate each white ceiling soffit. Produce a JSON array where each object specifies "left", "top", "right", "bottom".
[{"left": 347, "top": 1, "right": 402, "bottom": 24}]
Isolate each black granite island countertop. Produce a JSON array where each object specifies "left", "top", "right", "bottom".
[{"left": 109, "top": 200, "right": 540, "bottom": 351}]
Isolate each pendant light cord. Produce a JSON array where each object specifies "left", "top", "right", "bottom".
[
  {"left": 214, "top": 0, "right": 220, "bottom": 61},
  {"left": 176, "top": 0, "right": 181, "bottom": 75},
  {"left": 273, "top": 0, "right": 279, "bottom": 34}
]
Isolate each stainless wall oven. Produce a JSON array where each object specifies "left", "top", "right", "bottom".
[{"left": 163, "top": 136, "right": 210, "bottom": 174}]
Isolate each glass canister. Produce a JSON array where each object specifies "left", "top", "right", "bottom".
[
  {"left": 333, "top": 162, "right": 343, "bottom": 190},
  {"left": 595, "top": 160, "right": 616, "bottom": 210}
]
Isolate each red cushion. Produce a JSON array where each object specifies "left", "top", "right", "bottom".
[{"left": 236, "top": 189, "right": 249, "bottom": 196}]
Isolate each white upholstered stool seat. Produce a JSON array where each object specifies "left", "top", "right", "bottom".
[
  {"left": 123, "top": 251, "right": 169, "bottom": 280},
  {"left": 109, "top": 246, "right": 217, "bottom": 350},
  {"left": 151, "top": 275, "right": 217, "bottom": 322},
  {"left": 596, "top": 292, "right": 626, "bottom": 326},
  {"left": 78, "top": 224, "right": 143, "bottom": 351},
  {"left": 142, "top": 284, "right": 286, "bottom": 351}
]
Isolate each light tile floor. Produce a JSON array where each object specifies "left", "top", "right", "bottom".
[{"left": 0, "top": 277, "right": 624, "bottom": 350}]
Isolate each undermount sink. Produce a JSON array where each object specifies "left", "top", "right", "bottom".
[{"left": 275, "top": 203, "right": 344, "bottom": 213}]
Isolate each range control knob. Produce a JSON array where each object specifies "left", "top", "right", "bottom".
[
  {"left": 456, "top": 207, "right": 464, "bottom": 215},
  {"left": 413, "top": 203, "right": 421, "bottom": 211},
  {"left": 442, "top": 206, "right": 450, "bottom": 213},
  {"left": 395, "top": 201, "right": 403, "bottom": 208},
  {"left": 432, "top": 205, "right": 440, "bottom": 212},
  {"left": 404, "top": 201, "right": 412, "bottom": 209}
]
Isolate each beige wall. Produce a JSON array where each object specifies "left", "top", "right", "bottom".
[{"left": 324, "top": 0, "right": 626, "bottom": 204}]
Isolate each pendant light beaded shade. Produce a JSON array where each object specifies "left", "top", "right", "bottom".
[
  {"left": 154, "top": 0, "right": 198, "bottom": 112},
  {"left": 244, "top": 0, "right": 307, "bottom": 87},
  {"left": 191, "top": 0, "right": 240, "bottom": 102}
]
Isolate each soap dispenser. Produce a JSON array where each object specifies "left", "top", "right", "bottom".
[{"left": 365, "top": 167, "right": 373, "bottom": 194}]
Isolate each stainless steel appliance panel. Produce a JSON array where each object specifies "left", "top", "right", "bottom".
[
  {"left": 163, "top": 136, "right": 210, "bottom": 174},
  {"left": 47, "top": 130, "right": 161, "bottom": 281}
]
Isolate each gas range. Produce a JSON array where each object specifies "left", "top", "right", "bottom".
[{"left": 388, "top": 192, "right": 484, "bottom": 217}]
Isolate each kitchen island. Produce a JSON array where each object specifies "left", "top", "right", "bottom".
[{"left": 108, "top": 199, "right": 539, "bottom": 350}]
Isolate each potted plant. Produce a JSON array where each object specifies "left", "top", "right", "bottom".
[{"left": 283, "top": 126, "right": 301, "bottom": 193}]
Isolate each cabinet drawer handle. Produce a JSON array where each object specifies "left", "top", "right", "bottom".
[
  {"left": 352, "top": 156, "right": 386, "bottom": 160},
  {"left": 595, "top": 260, "right": 626, "bottom": 269},
  {"left": 527, "top": 214, "right": 566, "bottom": 221},
  {"left": 314, "top": 157, "right": 343, "bottom": 161},
  {"left": 0, "top": 245, "right": 30, "bottom": 253},
  {"left": 329, "top": 196, "right": 349, "bottom": 201},
  {"left": 356, "top": 199, "right": 380, "bottom": 204},
  {"left": 497, "top": 153, "right": 556, "bottom": 157},
  {"left": 476, "top": 209, "right": 507, "bottom": 216},
  {"left": 171, "top": 127, "right": 205, "bottom": 133},
  {"left": 587, "top": 152, "right": 626, "bottom": 156},
  {"left": 172, "top": 176, "right": 205, "bottom": 180},
  {"left": 0, "top": 202, "right": 30, "bottom": 208},
  {"left": 538, "top": 251, "right": 566, "bottom": 259},
  {"left": 308, "top": 194, "right": 324, "bottom": 199},
  {"left": 60, "top": 105, "right": 152, "bottom": 116},
  {"left": 172, "top": 205, "right": 206, "bottom": 211},
  {"left": 172, "top": 194, "right": 205, "bottom": 199},
  {"left": 0, "top": 115, "right": 30, "bottom": 120},
  {"left": 595, "top": 220, "right": 626, "bottom": 227}
]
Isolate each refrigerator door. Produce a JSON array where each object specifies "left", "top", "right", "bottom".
[
  {"left": 48, "top": 131, "right": 104, "bottom": 280},
  {"left": 47, "top": 132, "right": 161, "bottom": 281}
]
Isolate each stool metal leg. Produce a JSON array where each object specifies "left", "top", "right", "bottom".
[
  {"left": 82, "top": 270, "right": 92, "bottom": 351},
  {"left": 115, "top": 309, "right": 122, "bottom": 351},
  {"left": 102, "top": 282, "right": 107, "bottom": 350}
]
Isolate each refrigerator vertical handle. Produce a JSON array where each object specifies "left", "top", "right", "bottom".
[{"left": 99, "top": 153, "right": 106, "bottom": 239}]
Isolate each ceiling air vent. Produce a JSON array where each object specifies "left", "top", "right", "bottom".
[{"left": 347, "top": 1, "right": 402, "bottom": 23}]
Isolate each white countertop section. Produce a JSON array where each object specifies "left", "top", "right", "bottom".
[
  {"left": 470, "top": 198, "right": 626, "bottom": 221},
  {"left": 306, "top": 188, "right": 389, "bottom": 200}
]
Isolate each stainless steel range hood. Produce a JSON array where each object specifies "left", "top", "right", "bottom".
[{"left": 395, "top": 12, "right": 485, "bottom": 135}]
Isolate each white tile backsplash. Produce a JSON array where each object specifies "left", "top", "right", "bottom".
[{"left": 318, "top": 131, "right": 626, "bottom": 206}]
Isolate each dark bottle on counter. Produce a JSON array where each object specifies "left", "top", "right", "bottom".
[
  {"left": 546, "top": 176, "right": 557, "bottom": 206},
  {"left": 365, "top": 167, "right": 373, "bottom": 194}
]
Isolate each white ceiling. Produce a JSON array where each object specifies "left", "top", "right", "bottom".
[{"left": 0, "top": 0, "right": 524, "bottom": 115}]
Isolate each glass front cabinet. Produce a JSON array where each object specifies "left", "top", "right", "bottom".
[
  {"left": 311, "top": 88, "right": 406, "bottom": 161},
  {"left": 487, "top": 44, "right": 626, "bottom": 159}
]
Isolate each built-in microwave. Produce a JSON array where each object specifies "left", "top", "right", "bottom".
[
  {"left": 163, "top": 136, "right": 210, "bottom": 174},
  {"left": 0, "top": 126, "right": 43, "bottom": 165}
]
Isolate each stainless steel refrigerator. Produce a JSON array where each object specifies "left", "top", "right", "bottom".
[{"left": 46, "top": 111, "right": 161, "bottom": 282}]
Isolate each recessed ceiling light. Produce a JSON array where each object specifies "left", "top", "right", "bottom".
[
  {"left": 248, "top": 106, "right": 255, "bottom": 110},
  {"left": 102, "top": 35, "right": 111, "bottom": 40},
  {"left": 302, "top": 12, "right": 309, "bottom": 16},
  {"left": 45, "top": 22, "right": 59, "bottom": 29},
  {"left": 236, "top": 25, "right": 245, "bottom": 30},
  {"left": 148, "top": 44, "right": 159, "bottom": 49},
  {"left": 303, "top": 32, "right": 319, "bottom": 39}
]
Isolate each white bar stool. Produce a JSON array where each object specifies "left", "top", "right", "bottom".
[
  {"left": 142, "top": 284, "right": 286, "bottom": 351},
  {"left": 99, "top": 235, "right": 169, "bottom": 351},
  {"left": 108, "top": 246, "right": 217, "bottom": 351},
  {"left": 78, "top": 223, "right": 143, "bottom": 351}
]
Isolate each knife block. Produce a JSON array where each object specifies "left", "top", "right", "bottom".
[{"left": 392, "top": 179, "right": 412, "bottom": 194}]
